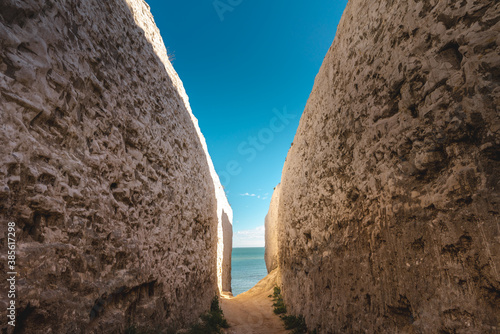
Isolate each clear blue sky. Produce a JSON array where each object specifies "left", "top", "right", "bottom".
[{"left": 146, "top": 0, "right": 348, "bottom": 247}]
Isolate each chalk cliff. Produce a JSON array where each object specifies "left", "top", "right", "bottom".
[
  {"left": 277, "top": 0, "right": 500, "bottom": 332},
  {"left": 0, "top": 0, "right": 231, "bottom": 332},
  {"left": 265, "top": 184, "right": 280, "bottom": 273}
]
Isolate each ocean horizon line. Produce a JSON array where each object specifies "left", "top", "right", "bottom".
[{"left": 233, "top": 246, "right": 265, "bottom": 249}]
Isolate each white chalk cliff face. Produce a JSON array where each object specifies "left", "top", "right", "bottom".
[
  {"left": 128, "top": 2, "right": 234, "bottom": 295},
  {"left": 276, "top": 0, "right": 500, "bottom": 332},
  {"left": 264, "top": 184, "right": 280, "bottom": 273},
  {"left": 0, "top": 0, "right": 231, "bottom": 332}
]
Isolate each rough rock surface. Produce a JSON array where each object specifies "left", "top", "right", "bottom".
[
  {"left": 278, "top": 0, "right": 500, "bottom": 333},
  {"left": 0, "top": 0, "right": 231, "bottom": 332},
  {"left": 265, "top": 184, "right": 280, "bottom": 273},
  {"left": 219, "top": 207, "right": 233, "bottom": 292}
]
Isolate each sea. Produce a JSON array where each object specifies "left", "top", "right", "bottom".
[{"left": 231, "top": 247, "right": 268, "bottom": 296}]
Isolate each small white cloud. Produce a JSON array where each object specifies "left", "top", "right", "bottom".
[
  {"left": 240, "top": 193, "right": 257, "bottom": 197},
  {"left": 234, "top": 225, "right": 265, "bottom": 247}
]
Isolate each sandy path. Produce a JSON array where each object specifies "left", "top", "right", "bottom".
[{"left": 221, "top": 270, "right": 288, "bottom": 334}]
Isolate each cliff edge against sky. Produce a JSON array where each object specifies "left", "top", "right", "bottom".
[
  {"left": 273, "top": 0, "right": 499, "bottom": 332},
  {"left": 0, "top": 0, "right": 232, "bottom": 332}
]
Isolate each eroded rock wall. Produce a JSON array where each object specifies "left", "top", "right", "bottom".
[
  {"left": 0, "top": 0, "right": 231, "bottom": 332},
  {"left": 278, "top": 0, "right": 500, "bottom": 332},
  {"left": 220, "top": 208, "right": 233, "bottom": 292},
  {"left": 265, "top": 183, "right": 280, "bottom": 273}
]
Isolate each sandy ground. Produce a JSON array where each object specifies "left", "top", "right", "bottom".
[{"left": 221, "top": 270, "right": 288, "bottom": 334}]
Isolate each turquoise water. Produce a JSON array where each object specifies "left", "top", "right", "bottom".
[{"left": 231, "top": 247, "right": 267, "bottom": 296}]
